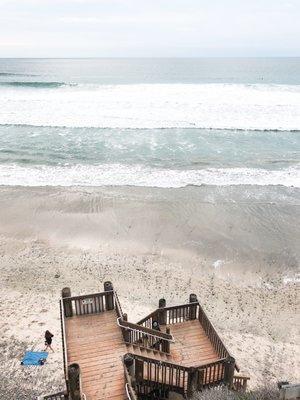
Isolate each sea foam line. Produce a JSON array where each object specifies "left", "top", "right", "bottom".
[{"left": 0, "top": 164, "right": 299, "bottom": 188}]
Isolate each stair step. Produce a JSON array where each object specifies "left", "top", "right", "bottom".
[{"left": 126, "top": 342, "right": 173, "bottom": 364}]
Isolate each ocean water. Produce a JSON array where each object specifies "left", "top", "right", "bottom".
[{"left": 0, "top": 58, "right": 299, "bottom": 188}]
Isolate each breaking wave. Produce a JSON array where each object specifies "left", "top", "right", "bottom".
[
  {"left": 0, "top": 163, "right": 299, "bottom": 188},
  {"left": 0, "top": 81, "right": 73, "bottom": 88},
  {"left": 0, "top": 83, "right": 299, "bottom": 130}
]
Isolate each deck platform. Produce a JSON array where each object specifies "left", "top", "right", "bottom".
[
  {"left": 66, "top": 310, "right": 126, "bottom": 400},
  {"left": 168, "top": 320, "right": 219, "bottom": 367}
]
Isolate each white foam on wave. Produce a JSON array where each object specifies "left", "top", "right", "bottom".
[
  {"left": 0, "top": 83, "right": 300, "bottom": 130},
  {"left": 0, "top": 164, "right": 299, "bottom": 188}
]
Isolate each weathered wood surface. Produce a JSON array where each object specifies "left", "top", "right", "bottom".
[
  {"left": 168, "top": 320, "right": 219, "bottom": 367},
  {"left": 66, "top": 310, "right": 127, "bottom": 400},
  {"left": 65, "top": 314, "right": 224, "bottom": 399}
]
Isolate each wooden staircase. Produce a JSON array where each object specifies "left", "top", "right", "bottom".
[
  {"left": 41, "top": 283, "right": 249, "bottom": 400},
  {"left": 126, "top": 343, "right": 173, "bottom": 363}
]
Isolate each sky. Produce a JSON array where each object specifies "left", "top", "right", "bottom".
[{"left": 0, "top": 0, "right": 299, "bottom": 58}]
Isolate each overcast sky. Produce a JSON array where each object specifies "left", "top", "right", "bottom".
[{"left": 0, "top": 0, "right": 299, "bottom": 58}]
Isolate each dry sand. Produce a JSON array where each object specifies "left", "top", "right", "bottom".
[{"left": 0, "top": 185, "right": 299, "bottom": 399}]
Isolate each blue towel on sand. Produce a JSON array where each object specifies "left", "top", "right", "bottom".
[{"left": 21, "top": 351, "right": 48, "bottom": 366}]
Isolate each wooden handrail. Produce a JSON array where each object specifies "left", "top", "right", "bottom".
[
  {"left": 118, "top": 318, "right": 174, "bottom": 354},
  {"left": 162, "top": 302, "right": 199, "bottom": 311},
  {"left": 125, "top": 383, "right": 137, "bottom": 400},
  {"left": 195, "top": 357, "right": 227, "bottom": 368},
  {"left": 127, "top": 352, "right": 187, "bottom": 368},
  {"left": 61, "top": 290, "right": 113, "bottom": 301},
  {"left": 137, "top": 302, "right": 199, "bottom": 327},
  {"left": 118, "top": 318, "right": 174, "bottom": 341},
  {"left": 137, "top": 310, "right": 158, "bottom": 327},
  {"left": 114, "top": 291, "right": 124, "bottom": 319},
  {"left": 59, "top": 299, "right": 69, "bottom": 381},
  {"left": 123, "top": 357, "right": 139, "bottom": 400},
  {"left": 197, "top": 302, "right": 240, "bottom": 372}
]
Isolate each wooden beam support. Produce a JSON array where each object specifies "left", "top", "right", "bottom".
[
  {"left": 189, "top": 293, "right": 198, "bottom": 320},
  {"left": 61, "top": 287, "right": 73, "bottom": 317},
  {"left": 187, "top": 367, "right": 197, "bottom": 398},
  {"left": 158, "top": 298, "right": 167, "bottom": 325},
  {"left": 67, "top": 363, "right": 81, "bottom": 400},
  {"left": 104, "top": 281, "right": 114, "bottom": 310},
  {"left": 224, "top": 356, "right": 236, "bottom": 389}
]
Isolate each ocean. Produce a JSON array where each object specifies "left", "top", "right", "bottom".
[{"left": 0, "top": 58, "right": 299, "bottom": 188}]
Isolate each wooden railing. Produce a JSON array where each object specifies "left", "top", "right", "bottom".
[
  {"left": 165, "top": 303, "right": 199, "bottom": 324},
  {"left": 127, "top": 353, "right": 189, "bottom": 396},
  {"left": 59, "top": 299, "right": 68, "bottom": 381},
  {"left": 197, "top": 303, "right": 229, "bottom": 360},
  {"left": 124, "top": 353, "right": 230, "bottom": 397},
  {"left": 62, "top": 290, "right": 115, "bottom": 317},
  {"left": 233, "top": 375, "right": 250, "bottom": 392},
  {"left": 196, "top": 358, "right": 227, "bottom": 387},
  {"left": 117, "top": 318, "right": 174, "bottom": 353},
  {"left": 114, "top": 291, "right": 124, "bottom": 318},
  {"left": 123, "top": 358, "right": 139, "bottom": 400},
  {"left": 137, "top": 302, "right": 199, "bottom": 328},
  {"left": 62, "top": 289, "right": 125, "bottom": 318},
  {"left": 137, "top": 310, "right": 157, "bottom": 329}
]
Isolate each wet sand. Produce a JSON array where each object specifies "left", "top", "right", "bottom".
[{"left": 0, "top": 185, "right": 299, "bottom": 399}]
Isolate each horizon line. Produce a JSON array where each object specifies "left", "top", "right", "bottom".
[{"left": 1, "top": 55, "right": 300, "bottom": 60}]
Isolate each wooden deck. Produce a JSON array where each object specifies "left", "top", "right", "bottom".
[
  {"left": 168, "top": 320, "right": 219, "bottom": 367},
  {"left": 66, "top": 310, "right": 127, "bottom": 400},
  {"left": 66, "top": 315, "right": 220, "bottom": 399}
]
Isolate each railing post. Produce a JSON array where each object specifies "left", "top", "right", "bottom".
[
  {"left": 122, "top": 314, "right": 130, "bottom": 343},
  {"left": 158, "top": 298, "right": 167, "bottom": 325},
  {"left": 224, "top": 356, "right": 235, "bottom": 389},
  {"left": 187, "top": 367, "right": 198, "bottom": 397},
  {"left": 241, "top": 377, "right": 248, "bottom": 392},
  {"left": 189, "top": 293, "right": 198, "bottom": 320},
  {"left": 124, "top": 354, "right": 135, "bottom": 384},
  {"left": 104, "top": 281, "right": 114, "bottom": 310},
  {"left": 62, "top": 287, "right": 73, "bottom": 317},
  {"left": 163, "top": 327, "right": 171, "bottom": 353},
  {"left": 197, "top": 369, "right": 204, "bottom": 391},
  {"left": 68, "top": 363, "right": 81, "bottom": 400},
  {"left": 135, "top": 358, "right": 144, "bottom": 383}
]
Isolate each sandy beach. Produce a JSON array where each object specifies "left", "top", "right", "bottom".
[{"left": 0, "top": 184, "right": 299, "bottom": 399}]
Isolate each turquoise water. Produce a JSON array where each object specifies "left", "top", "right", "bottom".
[
  {"left": 1, "top": 125, "right": 299, "bottom": 169},
  {"left": 0, "top": 58, "right": 299, "bottom": 187}
]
